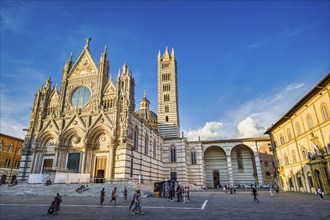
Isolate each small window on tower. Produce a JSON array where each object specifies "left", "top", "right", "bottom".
[
  {"left": 166, "top": 116, "right": 169, "bottom": 122},
  {"left": 162, "top": 63, "right": 169, "bottom": 69}
]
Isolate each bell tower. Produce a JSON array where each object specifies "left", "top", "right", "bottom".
[{"left": 157, "top": 47, "right": 180, "bottom": 138}]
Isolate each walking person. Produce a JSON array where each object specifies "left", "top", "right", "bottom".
[
  {"left": 110, "top": 187, "right": 117, "bottom": 205},
  {"left": 131, "top": 189, "right": 144, "bottom": 215},
  {"left": 167, "top": 183, "right": 173, "bottom": 201},
  {"left": 252, "top": 187, "right": 259, "bottom": 203},
  {"left": 123, "top": 187, "right": 128, "bottom": 202},
  {"left": 129, "top": 190, "right": 137, "bottom": 212},
  {"left": 54, "top": 193, "right": 62, "bottom": 215},
  {"left": 317, "top": 187, "right": 324, "bottom": 200},
  {"left": 270, "top": 184, "right": 274, "bottom": 197},
  {"left": 176, "top": 184, "right": 183, "bottom": 202},
  {"left": 100, "top": 188, "right": 105, "bottom": 204}
]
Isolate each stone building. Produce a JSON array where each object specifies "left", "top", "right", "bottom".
[
  {"left": 265, "top": 72, "right": 330, "bottom": 194},
  {"left": 19, "top": 40, "right": 271, "bottom": 187},
  {"left": 0, "top": 133, "right": 23, "bottom": 184}
]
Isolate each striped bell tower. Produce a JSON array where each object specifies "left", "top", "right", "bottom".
[{"left": 157, "top": 47, "right": 180, "bottom": 138}]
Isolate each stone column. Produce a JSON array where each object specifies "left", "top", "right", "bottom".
[
  {"left": 32, "top": 152, "right": 42, "bottom": 174},
  {"left": 54, "top": 148, "right": 60, "bottom": 169},
  {"left": 226, "top": 155, "right": 234, "bottom": 186},
  {"left": 107, "top": 148, "right": 115, "bottom": 180},
  {"left": 321, "top": 166, "right": 330, "bottom": 193},
  {"left": 80, "top": 151, "right": 85, "bottom": 174},
  {"left": 254, "top": 151, "right": 263, "bottom": 186},
  {"left": 110, "top": 147, "right": 115, "bottom": 179},
  {"left": 30, "top": 150, "right": 38, "bottom": 174}
]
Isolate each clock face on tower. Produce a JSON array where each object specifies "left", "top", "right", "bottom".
[{"left": 71, "top": 86, "right": 91, "bottom": 108}]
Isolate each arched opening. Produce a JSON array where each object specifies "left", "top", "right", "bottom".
[
  {"left": 213, "top": 169, "right": 220, "bottom": 188},
  {"left": 204, "top": 146, "right": 227, "bottom": 188},
  {"left": 87, "top": 126, "right": 113, "bottom": 182},
  {"left": 315, "top": 169, "right": 322, "bottom": 188},
  {"left": 231, "top": 144, "right": 256, "bottom": 186}
]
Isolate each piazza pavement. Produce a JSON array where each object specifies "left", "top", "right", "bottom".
[{"left": 0, "top": 183, "right": 329, "bottom": 220}]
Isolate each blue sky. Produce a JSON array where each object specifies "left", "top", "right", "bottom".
[{"left": 1, "top": 1, "right": 329, "bottom": 140}]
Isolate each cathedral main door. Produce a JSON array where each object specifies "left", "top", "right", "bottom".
[{"left": 95, "top": 157, "right": 106, "bottom": 183}]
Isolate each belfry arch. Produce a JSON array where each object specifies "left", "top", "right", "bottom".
[{"left": 204, "top": 146, "right": 228, "bottom": 188}]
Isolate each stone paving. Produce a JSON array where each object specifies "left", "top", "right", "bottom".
[{"left": 0, "top": 185, "right": 329, "bottom": 220}]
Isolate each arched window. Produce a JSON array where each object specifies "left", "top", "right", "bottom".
[
  {"left": 321, "top": 103, "right": 329, "bottom": 122},
  {"left": 287, "top": 129, "right": 292, "bottom": 141},
  {"left": 164, "top": 94, "right": 170, "bottom": 102},
  {"left": 306, "top": 114, "right": 313, "bottom": 129},
  {"left": 284, "top": 153, "right": 289, "bottom": 165},
  {"left": 307, "top": 172, "right": 314, "bottom": 187},
  {"left": 170, "top": 146, "right": 176, "bottom": 163},
  {"left": 9, "top": 143, "right": 13, "bottom": 153},
  {"left": 144, "top": 133, "right": 148, "bottom": 155},
  {"left": 302, "top": 150, "right": 307, "bottom": 160},
  {"left": 153, "top": 139, "right": 156, "bottom": 158},
  {"left": 163, "top": 84, "right": 170, "bottom": 91},
  {"left": 280, "top": 134, "right": 285, "bottom": 145},
  {"left": 191, "top": 149, "right": 197, "bottom": 165},
  {"left": 166, "top": 116, "right": 169, "bottom": 122},
  {"left": 291, "top": 150, "right": 297, "bottom": 163},
  {"left": 236, "top": 147, "right": 244, "bottom": 169},
  {"left": 120, "top": 97, "right": 124, "bottom": 109},
  {"left": 133, "top": 127, "right": 139, "bottom": 151},
  {"left": 295, "top": 122, "right": 302, "bottom": 136}
]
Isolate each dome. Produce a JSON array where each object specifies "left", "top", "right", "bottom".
[
  {"left": 135, "top": 109, "right": 158, "bottom": 123},
  {"left": 135, "top": 91, "right": 158, "bottom": 129}
]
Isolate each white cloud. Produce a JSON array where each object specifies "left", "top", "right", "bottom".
[
  {"left": 276, "top": 24, "right": 315, "bottom": 40},
  {"left": 0, "top": 1, "right": 30, "bottom": 33},
  {"left": 247, "top": 38, "right": 271, "bottom": 50},
  {"left": 286, "top": 82, "right": 304, "bottom": 91},
  {"left": 185, "top": 121, "right": 224, "bottom": 141},
  {"left": 247, "top": 24, "right": 315, "bottom": 50},
  {"left": 0, "top": 67, "right": 46, "bottom": 139},
  {"left": 226, "top": 81, "right": 307, "bottom": 137},
  {"left": 184, "top": 80, "right": 308, "bottom": 141},
  {"left": 237, "top": 117, "right": 266, "bottom": 138},
  {"left": 0, "top": 118, "right": 26, "bottom": 139}
]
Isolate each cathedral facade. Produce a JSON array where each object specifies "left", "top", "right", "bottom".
[{"left": 19, "top": 40, "right": 271, "bottom": 188}]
